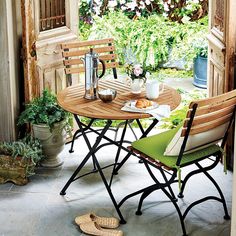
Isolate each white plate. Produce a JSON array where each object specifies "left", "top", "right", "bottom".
[{"left": 124, "top": 100, "right": 159, "bottom": 112}]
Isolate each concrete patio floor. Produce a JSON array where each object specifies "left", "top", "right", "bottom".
[
  {"left": 0, "top": 78, "right": 232, "bottom": 236},
  {"left": 0, "top": 127, "right": 232, "bottom": 236}
]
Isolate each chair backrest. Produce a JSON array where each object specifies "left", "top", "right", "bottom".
[
  {"left": 164, "top": 90, "right": 236, "bottom": 157},
  {"left": 182, "top": 90, "right": 236, "bottom": 137},
  {"left": 61, "top": 38, "right": 118, "bottom": 85},
  {"left": 180, "top": 90, "right": 236, "bottom": 152}
]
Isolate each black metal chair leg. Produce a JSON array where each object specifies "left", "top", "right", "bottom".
[
  {"left": 196, "top": 162, "right": 230, "bottom": 219},
  {"left": 136, "top": 188, "right": 156, "bottom": 215},
  {"left": 161, "top": 187, "right": 188, "bottom": 236},
  {"left": 178, "top": 158, "right": 219, "bottom": 198},
  {"left": 178, "top": 168, "right": 203, "bottom": 198},
  {"left": 159, "top": 168, "right": 178, "bottom": 201}
]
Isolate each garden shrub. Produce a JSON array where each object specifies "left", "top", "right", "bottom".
[{"left": 82, "top": 11, "right": 208, "bottom": 69}]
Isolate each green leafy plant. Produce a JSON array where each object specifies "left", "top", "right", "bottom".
[
  {"left": 170, "top": 16, "right": 208, "bottom": 69},
  {"left": 18, "top": 90, "right": 71, "bottom": 133},
  {"left": 84, "top": 11, "right": 208, "bottom": 70},
  {"left": 0, "top": 135, "right": 44, "bottom": 176},
  {"left": 160, "top": 89, "right": 207, "bottom": 129}
]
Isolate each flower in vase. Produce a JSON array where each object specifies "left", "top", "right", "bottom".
[{"left": 125, "top": 63, "right": 147, "bottom": 82}]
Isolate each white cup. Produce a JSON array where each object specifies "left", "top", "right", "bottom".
[{"left": 146, "top": 80, "right": 159, "bottom": 100}]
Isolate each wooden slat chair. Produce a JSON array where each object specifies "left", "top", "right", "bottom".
[
  {"left": 61, "top": 38, "right": 137, "bottom": 153},
  {"left": 118, "top": 90, "right": 236, "bottom": 236},
  {"left": 61, "top": 38, "right": 118, "bottom": 86}
]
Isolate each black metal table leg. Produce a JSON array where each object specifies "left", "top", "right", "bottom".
[
  {"left": 61, "top": 117, "right": 126, "bottom": 222},
  {"left": 94, "top": 155, "right": 126, "bottom": 224},
  {"left": 60, "top": 118, "right": 112, "bottom": 195},
  {"left": 109, "top": 120, "right": 128, "bottom": 187},
  {"left": 69, "top": 116, "right": 96, "bottom": 153},
  {"left": 60, "top": 150, "right": 93, "bottom": 195},
  {"left": 114, "top": 118, "right": 159, "bottom": 173}
]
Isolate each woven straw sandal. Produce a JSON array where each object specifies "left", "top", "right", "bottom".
[
  {"left": 80, "top": 221, "right": 123, "bottom": 236},
  {"left": 75, "top": 213, "right": 119, "bottom": 229}
]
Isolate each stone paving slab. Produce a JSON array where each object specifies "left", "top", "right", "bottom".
[{"left": 0, "top": 129, "right": 232, "bottom": 236}]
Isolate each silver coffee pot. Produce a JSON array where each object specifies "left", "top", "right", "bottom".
[{"left": 81, "top": 48, "right": 106, "bottom": 100}]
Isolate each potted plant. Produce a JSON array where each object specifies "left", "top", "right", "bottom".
[
  {"left": 0, "top": 136, "right": 43, "bottom": 185},
  {"left": 192, "top": 40, "right": 208, "bottom": 89},
  {"left": 171, "top": 36, "right": 208, "bottom": 89},
  {"left": 18, "top": 90, "right": 71, "bottom": 168}
]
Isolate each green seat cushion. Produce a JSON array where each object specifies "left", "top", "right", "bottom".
[{"left": 131, "top": 126, "right": 221, "bottom": 169}]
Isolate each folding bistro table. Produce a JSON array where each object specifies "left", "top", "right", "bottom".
[{"left": 57, "top": 79, "right": 181, "bottom": 223}]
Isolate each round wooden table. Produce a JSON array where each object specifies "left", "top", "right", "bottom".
[
  {"left": 57, "top": 79, "right": 181, "bottom": 119},
  {"left": 57, "top": 79, "right": 181, "bottom": 224}
]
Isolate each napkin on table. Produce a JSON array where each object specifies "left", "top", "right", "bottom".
[{"left": 121, "top": 102, "right": 170, "bottom": 120}]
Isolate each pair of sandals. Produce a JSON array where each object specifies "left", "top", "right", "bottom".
[{"left": 75, "top": 213, "right": 124, "bottom": 236}]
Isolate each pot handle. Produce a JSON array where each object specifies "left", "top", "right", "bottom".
[{"left": 97, "top": 59, "right": 106, "bottom": 78}]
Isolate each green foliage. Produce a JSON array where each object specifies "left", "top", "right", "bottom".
[
  {"left": 160, "top": 89, "right": 207, "bottom": 129},
  {"left": 18, "top": 90, "right": 71, "bottom": 133},
  {"left": 83, "top": 11, "right": 208, "bottom": 69},
  {"left": 157, "top": 68, "right": 193, "bottom": 79},
  {"left": 79, "top": 0, "right": 93, "bottom": 39},
  {"left": 170, "top": 16, "right": 208, "bottom": 68},
  {"left": 0, "top": 136, "right": 44, "bottom": 176}
]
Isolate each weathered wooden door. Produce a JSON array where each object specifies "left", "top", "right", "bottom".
[
  {"left": 21, "top": 0, "right": 79, "bottom": 102},
  {"left": 208, "top": 0, "right": 236, "bottom": 169}
]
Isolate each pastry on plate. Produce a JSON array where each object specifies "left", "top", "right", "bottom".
[{"left": 135, "top": 99, "right": 153, "bottom": 109}]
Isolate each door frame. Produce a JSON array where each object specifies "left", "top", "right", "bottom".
[{"left": 21, "top": 0, "right": 78, "bottom": 102}]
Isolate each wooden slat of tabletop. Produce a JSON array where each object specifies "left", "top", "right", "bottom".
[{"left": 57, "top": 80, "right": 181, "bottom": 120}]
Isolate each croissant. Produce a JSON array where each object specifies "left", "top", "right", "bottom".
[{"left": 135, "top": 99, "right": 153, "bottom": 109}]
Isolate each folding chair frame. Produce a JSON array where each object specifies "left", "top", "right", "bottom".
[{"left": 117, "top": 102, "right": 235, "bottom": 236}]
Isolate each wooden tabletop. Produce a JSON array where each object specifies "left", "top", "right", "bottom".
[{"left": 57, "top": 79, "right": 181, "bottom": 120}]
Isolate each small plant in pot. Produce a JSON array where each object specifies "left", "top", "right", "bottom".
[
  {"left": 0, "top": 135, "right": 43, "bottom": 185},
  {"left": 172, "top": 34, "right": 208, "bottom": 89},
  {"left": 18, "top": 89, "right": 71, "bottom": 168},
  {"left": 191, "top": 39, "right": 208, "bottom": 89}
]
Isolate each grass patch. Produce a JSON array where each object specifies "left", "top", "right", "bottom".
[{"left": 157, "top": 68, "right": 193, "bottom": 79}]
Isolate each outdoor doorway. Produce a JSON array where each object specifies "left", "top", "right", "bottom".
[
  {"left": 21, "top": 0, "right": 236, "bottom": 166},
  {"left": 78, "top": 0, "right": 236, "bottom": 169}
]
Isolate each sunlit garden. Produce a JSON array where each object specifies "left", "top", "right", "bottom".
[
  {"left": 79, "top": 0, "right": 208, "bottom": 71},
  {"left": 79, "top": 0, "right": 208, "bottom": 127}
]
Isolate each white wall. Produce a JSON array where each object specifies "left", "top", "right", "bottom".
[{"left": 0, "top": 0, "right": 21, "bottom": 141}]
